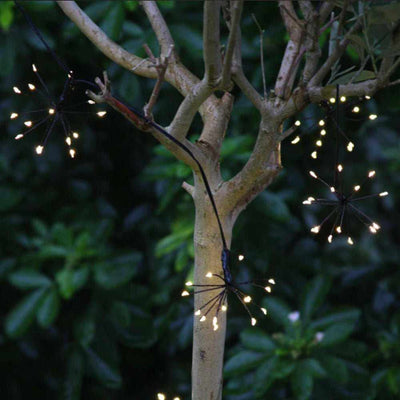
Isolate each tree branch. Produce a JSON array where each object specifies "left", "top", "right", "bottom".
[
  {"left": 139, "top": 1, "right": 175, "bottom": 58},
  {"left": 203, "top": 0, "right": 222, "bottom": 86},
  {"left": 221, "top": 0, "right": 244, "bottom": 90},
  {"left": 86, "top": 72, "right": 204, "bottom": 170}
]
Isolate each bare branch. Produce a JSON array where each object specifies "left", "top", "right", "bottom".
[
  {"left": 168, "top": 79, "right": 214, "bottom": 142},
  {"left": 57, "top": 1, "right": 154, "bottom": 78},
  {"left": 86, "top": 72, "right": 204, "bottom": 170},
  {"left": 319, "top": 1, "right": 336, "bottom": 24},
  {"left": 143, "top": 44, "right": 174, "bottom": 119},
  {"left": 221, "top": 0, "right": 244, "bottom": 89},
  {"left": 182, "top": 181, "right": 195, "bottom": 197},
  {"left": 139, "top": 1, "right": 175, "bottom": 58},
  {"left": 252, "top": 14, "right": 267, "bottom": 99},
  {"left": 275, "top": 1, "right": 304, "bottom": 98},
  {"left": 204, "top": 0, "right": 222, "bottom": 86}
]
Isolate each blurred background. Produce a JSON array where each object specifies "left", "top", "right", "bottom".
[{"left": 0, "top": 1, "right": 399, "bottom": 399}]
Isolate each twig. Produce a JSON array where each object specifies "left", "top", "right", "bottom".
[
  {"left": 143, "top": 44, "right": 174, "bottom": 119},
  {"left": 252, "top": 14, "right": 267, "bottom": 99},
  {"left": 204, "top": 0, "right": 222, "bottom": 86},
  {"left": 221, "top": 0, "right": 244, "bottom": 89},
  {"left": 182, "top": 181, "right": 195, "bottom": 197}
]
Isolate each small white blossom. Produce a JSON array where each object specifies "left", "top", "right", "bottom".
[
  {"left": 288, "top": 311, "right": 300, "bottom": 322},
  {"left": 315, "top": 332, "right": 324, "bottom": 342}
]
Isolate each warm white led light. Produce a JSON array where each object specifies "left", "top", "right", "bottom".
[
  {"left": 32, "top": 64, "right": 37, "bottom": 72},
  {"left": 261, "top": 308, "right": 267, "bottom": 315},
  {"left": 185, "top": 281, "right": 193, "bottom": 287},
  {"left": 194, "top": 310, "right": 201, "bottom": 316},
  {"left": 291, "top": 136, "right": 300, "bottom": 144},
  {"left": 35, "top": 145, "right": 44, "bottom": 155},
  {"left": 88, "top": 100, "right": 95, "bottom": 104},
  {"left": 13, "top": 86, "right": 21, "bottom": 94},
  {"left": 15, "top": 134, "right": 24, "bottom": 140},
  {"left": 221, "top": 305, "right": 227, "bottom": 312},
  {"left": 320, "top": 129, "right": 326, "bottom": 136},
  {"left": 354, "top": 185, "right": 360, "bottom": 191},
  {"left": 200, "top": 316, "right": 206, "bottom": 322},
  {"left": 340, "top": 96, "right": 346, "bottom": 102},
  {"left": 365, "top": 95, "right": 371, "bottom": 100},
  {"left": 318, "top": 120, "right": 325, "bottom": 126},
  {"left": 69, "top": 149, "right": 76, "bottom": 159},
  {"left": 336, "top": 226, "right": 342, "bottom": 233},
  {"left": 330, "top": 187, "right": 335, "bottom": 193},
  {"left": 311, "top": 151, "right": 317, "bottom": 159},
  {"left": 238, "top": 254, "right": 244, "bottom": 261},
  {"left": 157, "top": 394, "right": 166, "bottom": 400},
  {"left": 24, "top": 121, "right": 33, "bottom": 127},
  {"left": 10, "top": 113, "right": 18, "bottom": 119},
  {"left": 372, "top": 222, "right": 381, "bottom": 230},
  {"left": 369, "top": 114, "right": 377, "bottom": 120},
  {"left": 28, "top": 83, "right": 36, "bottom": 91},
  {"left": 379, "top": 191, "right": 388, "bottom": 197},
  {"left": 328, "top": 235, "right": 333, "bottom": 243},
  {"left": 347, "top": 142, "right": 354, "bottom": 152},
  {"left": 72, "top": 132, "right": 79, "bottom": 139},
  {"left": 347, "top": 237, "right": 354, "bottom": 245},
  {"left": 309, "top": 171, "right": 317, "bottom": 179},
  {"left": 311, "top": 226, "right": 320, "bottom": 233},
  {"left": 295, "top": 120, "right": 301, "bottom": 126},
  {"left": 206, "top": 272, "right": 213, "bottom": 278},
  {"left": 329, "top": 97, "right": 336, "bottom": 103},
  {"left": 181, "top": 290, "right": 189, "bottom": 297},
  {"left": 316, "top": 140, "right": 322, "bottom": 147},
  {"left": 66, "top": 137, "right": 72, "bottom": 146},
  {"left": 251, "top": 318, "right": 257, "bottom": 326},
  {"left": 368, "top": 170, "right": 376, "bottom": 178},
  {"left": 97, "top": 111, "right": 107, "bottom": 117},
  {"left": 337, "top": 164, "right": 343, "bottom": 172},
  {"left": 268, "top": 278, "right": 275, "bottom": 285},
  {"left": 352, "top": 106, "right": 360, "bottom": 113},
  {"left": 265, "top": 286, "right": 272, "bottom": 293},
  {"left": 244, "top": 296, "right": 252, "bottom": 303},
  {"left": 48, "top": 108, "right": 55, "bottom": 115}
]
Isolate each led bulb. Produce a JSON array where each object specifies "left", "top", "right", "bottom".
[
  {"left": 221, "top": 305, "right": 227, "bottom": 312},
  {"left": 194, "top": 310, "right": 201, "bottom": 316},
  {"left": 311, "top": 226, "right": 320, "bottom": 233},
  {"left": 200, "top": 316, "right": 206, "bottom": 322},
  {"left": 347, "top": 237, "right": 354, "bottom": 245},
  {"left": 328, "top": 235, "right": 333, "bottom": 243},
  {"left": 185, "top": 281, "right": 193, "bottom": 287},
  {"left": 24, "top": 121, "right": 33, "bottom": 127},
  {"left": 15, "top": 134, "right": 24, "bottom": 140},
  {"left": 336, "top": 226, "right": 342, "bottom": 233},
  {"left": 244, "top": 296, "right": 252, "bottom": 303},
  {"left": 213, "top": 317, "right": 218, "bottom": 326},
  {"left": 97, "top": 111, "right": 107, "bottom": 117},
  {"left": 354, "top": 185, "right": 360, "bottom": 191},
  {"left": 340, "top": 96, "right": 346, "bottom": 102},
  {"left": 66, "top": 137, "right": 72, "bottom": 146},
  {"left": 320, "top": 129, "right": 326, "bottom": 136},
  {"left": 369, "top": 226, "right": 377, "bottom": 234},
  {"left": 48, "top": 108, "right": 55, "bottom": 115},
  {"left": 369, "top": 114, "right": 377, "bottom": 120},
  {"left": 13, "top": 86, "right": 21, "bottom": 94},
  {"left": 329, "top": 97, "right": 336, "bottom": 103},
  {"left": 32, "top": 64, "right": 37, "bottom": 72},
  {"left": 157, "top": 394, "right": 166, "bottom": 400},
  {"left": 365, "top": 95, "right": 371, "bottom": 100},
  {"left": 28, "top": 83, "right": 36, "bottom": 91},
  {"left": 268, "top": 278, "right": 275, "bottom": 285},
  {"left": 330, "top": 187, "right": 335, "bottom": 193},
  {"left": 238, "top": 254, "right": 244, "bottom": 261},
  {"left": 316, "top": 140, "right": 322, "bottom": 147},
  {"left": 69, "top": 149, "right": 76, "bottom": 158},
  {"left": 372, "top": 222, "right": 381, "bottom": 230},
  {"left": 337, "top": 164, "right": 343, "bottom": 172},
  {"left": 10, "top": 113, "right": 18, "bottom": 119},
  {"left": 295, "top": 120, "right": 301, "bottom": 126},
  {"left": 261, "top": 308, "right": 267, "bottom": 315},
  {"left": 368, "top": 170, "right": 376, "bottom": 178},
  {"left": 318, "top": 120, "right": 325, "bottom": 126},
  {"left": 251, "top": 318, "right": 257, "bottom": 326},
  {"left": 181, "top": 290, "right": 189, "bottom": 297},
  {"left": 205, "top": 272, "right": 213, "bottom": 278},
  {"left": 291, "top": 136, "right": 300, "bottom": 144},
  {"left": 379, "top": 191, "right": 388, "bottom": 197},
  {"left": 72, "top": 132, "right": 79, "bottom": 139},
  {"left": 309, "top": 171, "right": 317, "bottom": 179},
  {"left": 88, "top": 100, "right": 95, "bottom": 104},
  {"left": 311, "top": 151, "right": 317, "bottom": 159},
  {"left": 265, "top": 286, "right": 272, "bottom": 293},
  {"left": 213, "top": 324, "right": 219, "bottom": 331},
  {"left": 352, "top": 106, "right": 360, "bottom": 113},
  {"left": 347, "top": 142, "right": 354, "bottom": 152},
  {"left": 35, "top": 145, "right": 44, "bottom": 155}
]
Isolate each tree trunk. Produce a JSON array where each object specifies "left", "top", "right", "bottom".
[{"left": 191, "top": 181, "right": 234, "bottom": 400}]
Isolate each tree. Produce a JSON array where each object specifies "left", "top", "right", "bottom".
[{"left": 8, "top": 1, "right": 400, "bottom": 399}]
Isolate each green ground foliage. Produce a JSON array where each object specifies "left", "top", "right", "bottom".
[{"left": 0, "top": 2, "right": 399, "bottom": 399}]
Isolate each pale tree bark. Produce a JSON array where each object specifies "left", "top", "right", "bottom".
[{"left": 57, "top": 1, "right": 400, "bottom": 399}]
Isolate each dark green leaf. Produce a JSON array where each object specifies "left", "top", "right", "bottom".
[
  {"left": 300, "top": 275, "right": 331, "bottom": 323},
  {"left": 319, "top": 322, "right": 355, "bottom": 347},
  {"left": 84, "top": 347, "right": 122, "bottom": 389},
  {"left": 301, "top": 358, "right": 326, "bottom": 378},
  {"left": 291, "top": 362, "right": 314, "bottom": 400},
  {"left": 240, "top": 328, "right": 277, "bottom": 353},
  {"left": 100, "top": 2, "right": 125, "bottom": 41},
  {"left": 0, "top": 1, "right": 14, "bottom": 31},
  {"left": 8, "top": 269, "right": 51, "bottom": 290},
  {"left": 63, "top": 349, "right": 84, "bottom": 400},
  {"left": 254, "top": 357, "right": 278, "bottom": 397},
  {"left": 37, "top": 287, "right": 60, "bottom": 328},
  {"left": 0, "top": 186, "right": 23, "bottom": 211},
  {"left": 320, "top": 356, "right": 348, "bottom": 384},
  {"left": 332, "top": 70, "right": 376, "bottom": 85},
  {"left": 5, "top": 288, "right": 47, "bottom": 338},
  {"left": 224, "top": 351, "right": 266, "bottom": 377},
  {"left": 74, "top": 318, "right": 96, "bottom": 347},
  {"left": 310, "top": 309, "right": 360, "bottom": 330}
]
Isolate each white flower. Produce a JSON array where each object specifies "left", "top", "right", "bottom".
[
  {"left": 315, "top": 332, "right": 324, "bottom": 342},
  {"left": 288, "top": 311, "right": 300, "bottom": 322}
]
